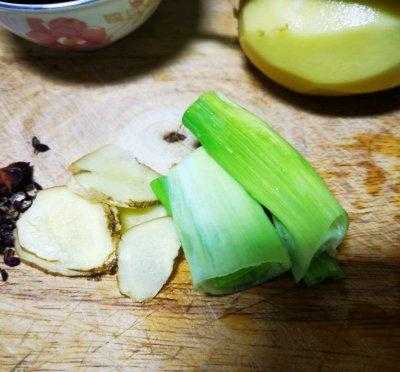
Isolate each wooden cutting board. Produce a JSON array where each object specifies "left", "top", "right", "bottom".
[{"left": 0, "top": 1, "right": 399, "bottom": 370}]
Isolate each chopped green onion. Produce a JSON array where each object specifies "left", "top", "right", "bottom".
[
  {"left": 154, "top": 148, "right": 290, "bottom": 295},
  {"left": 150, "top": 176, "right": 171, "bottom": 216},
  {"left": 304, "top": 253, "right": 345, "bottom": 286},
  {"left": 182, "top": 92, "right": 348, "bottom": 281},
  {"left": 273, "top": 216, "right": 344, "bottom": 285}
]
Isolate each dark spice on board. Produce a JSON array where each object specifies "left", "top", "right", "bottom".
[
  {"left": 32, "top": 136, "right": 50, "bottom": 154},
  {"left": 0, "top": 161, "right": 41, "bottom": 280}
]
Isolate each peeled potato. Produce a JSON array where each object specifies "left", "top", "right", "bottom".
[
  {"left": 16, "top": 187, "right": 119, "bottom": 274},
  {"left": 119, "top": 205, "right": 168, "bottom": 232},
  {"left": 68, "top": 145, "right": 159, "bottom": 208},
  {"left": 117, "top": 217, "right": 180, "bottom": 301},
  {"left": 239, "top": 0, "right": 400, "bottom": 95}
]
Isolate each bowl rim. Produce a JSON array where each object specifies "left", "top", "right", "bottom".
[{"left": 0, "top": 0, "right": 111, "bottom": 12}]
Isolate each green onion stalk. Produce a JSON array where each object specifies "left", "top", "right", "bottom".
[
  {"left": 152, "top": 148, "right": 291, "bottom": 294},
  {"left": 182, "top": 92, "right": 348, "bottom": 282}
]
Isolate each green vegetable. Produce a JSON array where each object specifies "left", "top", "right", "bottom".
[
  {"left": 150, "top": 176, "right": 171, "bottom": 216},
  {"left": 304, "top": 253, "right": 345, "bottom": 286},
  {"left": 273, "top": 216, "right": 344, "bottom": 286},
  {"left": 182, "top": 92, "right": 348, "bottom": 281},
  {"left": 153, "top": 148, "right": 290, "bottom": 294}
]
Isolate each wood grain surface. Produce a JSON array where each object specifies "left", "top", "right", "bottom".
[{"left": 0, "top": 1, "right": 399, "bottom": 370}]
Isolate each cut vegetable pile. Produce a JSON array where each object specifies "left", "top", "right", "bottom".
[
  {"left": 181, "top": 92, "right": 348, "bottom": 282},
  {"left": 16, "top": 145, "right": 176, "bottom": 301},
  {"left": 152, "top": 148, "right": 290, "bottom": 294},
  {"left": 15, "top": 92, "right": 348, "bottom": 301}
]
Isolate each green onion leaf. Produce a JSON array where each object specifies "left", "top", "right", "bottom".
[
  {"left": 182, "top": 92, "right": 348, "bottom": 281},
  {"left": 304, "top": 253, "right": 345, "bottom": 286},
  {"left": 150, "top": 176, "right": 172, "bottom": 216},
  {"left": 273, "top": 216, "right": 344, "bottom": 286},
  {"left": 155, "top": 148, "right": 291, "bottom": 294}
]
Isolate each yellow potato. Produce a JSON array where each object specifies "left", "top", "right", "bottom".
[{"left": 239, "top": 0, "right": 400, "bottom": 95}]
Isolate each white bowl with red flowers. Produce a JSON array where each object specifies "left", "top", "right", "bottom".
[{"left": 0, "top": 0, "right": 161, "bottom": 50}]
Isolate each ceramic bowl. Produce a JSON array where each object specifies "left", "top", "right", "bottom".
[{"left": 0, "top": 0, "right": 161, "bottom": 50}]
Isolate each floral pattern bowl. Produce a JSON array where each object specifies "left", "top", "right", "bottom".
[{"left": 0, "top": 0, "right": 161, "bottom": 50}]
